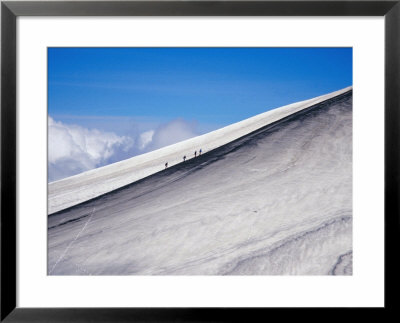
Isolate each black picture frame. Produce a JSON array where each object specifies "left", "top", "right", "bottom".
[{"left": 1, "top": 0, "right": 399, "bottom": 321}]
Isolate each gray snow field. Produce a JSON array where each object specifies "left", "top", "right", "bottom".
[{"left": 48, "top": 89, "right": 352, "bottom": 275}]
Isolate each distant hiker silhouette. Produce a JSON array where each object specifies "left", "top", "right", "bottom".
[
  {"left": 183, "top": 155, "right": 186, "bottom": 162},
  {"left": 199, "top": 149, "right": 202, "bottom": 155},
  {"left": 194, "top": 151, "right": 197, "bottom": 157},
  {"left": 165, "top": 162, "right": 168, "bottom": 169}
]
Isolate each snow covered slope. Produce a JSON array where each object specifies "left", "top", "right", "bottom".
[
  {"left": 48, "top": 87, "right": 351, "bottom": 215},
  {"left": 48, "top": 88, "right": 352, "bottom": 275}
]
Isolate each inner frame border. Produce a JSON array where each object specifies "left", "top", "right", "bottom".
[{"left": 1, "top": 1, "right": 399, "bottom": 321}]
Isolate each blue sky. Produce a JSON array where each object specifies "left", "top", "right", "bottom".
[
  {"left": 49, "top": 47, "right": 352, "bottom": 127},
  {"left": 48, "top": 47, "right": 352, "bottom": 181}
]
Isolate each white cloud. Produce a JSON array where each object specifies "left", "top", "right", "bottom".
[
  {"left": 48, "top": 116, "right": 200, "bottom": 182},
  {"left": 48, "top": 117, "right": 133, "bottom": 182},
  {"left": 138, "top": 130, "right": 154, "bottom": 150},
  {"left": 148, "top": 119, "right": 199, "bottom": 150}
]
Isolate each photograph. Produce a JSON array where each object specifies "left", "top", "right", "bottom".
[{"left": 47, "top": 47, "right": 353, "bottom": 276}]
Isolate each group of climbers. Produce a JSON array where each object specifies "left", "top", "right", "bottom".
[
  {"left": 164, "top": 148, "right": 202, "bottom": 169},
  {"left": 191, "top": 148, "right": 202, "bottom": 159}
]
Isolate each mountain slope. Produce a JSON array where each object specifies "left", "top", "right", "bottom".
[
  {"left": 48, "top": 87, "right": 351, "bottom": 215},
  {"left": 48, "top": 89, "right": 352, "bottom": 275}
]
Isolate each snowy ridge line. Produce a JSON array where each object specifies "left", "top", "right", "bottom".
[
  {"left": 48, "top": 91, "right": 353, "bottom": 275},
  {"left": 221, "top": 215, "right": 352, "bottom": 275},
  {"left": 330, "top": 251, "right": 353, "bottom": 275},
  {"left": 149, "top": 214, "right": 352, "bottom": 275},
  {"left": 48, "top": 86, "right": 352, "bottom": 215},
  {"left": 49, "top": 207, "right": 96, "bottom": 274}
]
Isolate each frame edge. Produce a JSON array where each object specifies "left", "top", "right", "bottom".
[
  {"left": 2, "top": 1, "right": 399, "bottom": 16},
  {"left": 1, "top": 1, "right": 17, "bottom": 322},
  {"left": 384, "top": 0, "right": 400, "bottom": 312},
  {"left": 1, "top": 0, "right": 399, "bottom": 321}
]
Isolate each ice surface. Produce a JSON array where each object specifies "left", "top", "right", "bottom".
[
  {"left": 48, "top": 87, "right": 352, "bottom": 215},
  {"left": 48, "top": 88, "right": 352, "bottom": 275}
]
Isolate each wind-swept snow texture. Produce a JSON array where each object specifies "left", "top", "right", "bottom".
[
  {"left": 48, "top": 88, "right": 352, "bottom": 275},
  {"left": 48, "top": 87, "right": 351, "bottom": 215}
]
